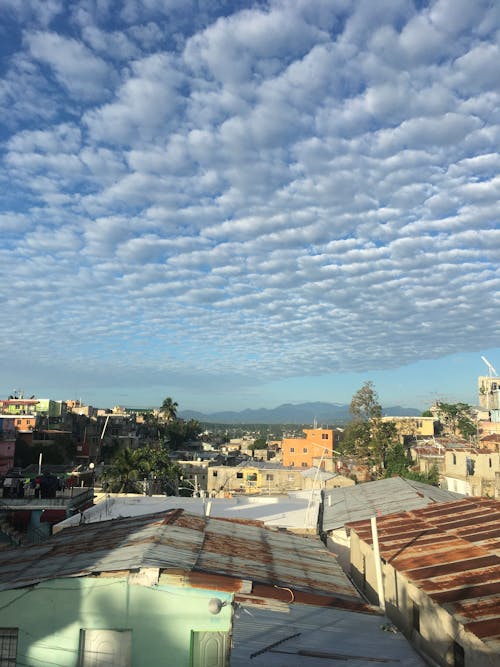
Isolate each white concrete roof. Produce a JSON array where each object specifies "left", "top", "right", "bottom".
[{"left": 54, "top": 493, "right": 319, "bottom": 533}]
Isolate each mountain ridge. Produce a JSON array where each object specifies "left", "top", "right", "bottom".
[{"left": 180, "top": 401, "right": 421, "bottom": 424}]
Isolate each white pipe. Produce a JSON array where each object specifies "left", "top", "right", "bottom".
[
  {"left": 371, "top": 516, "right": 385, "bottom": 611},
  {"left": 38, "top": 452, "right": 42, "bottom": 475}
]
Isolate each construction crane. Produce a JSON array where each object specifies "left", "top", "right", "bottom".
[{"left": 481, "top": 356, "right": 498, "bottom": 378}]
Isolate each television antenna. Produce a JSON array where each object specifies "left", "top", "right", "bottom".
[{"left": 481, "top": 356, "right": 498, "bottom": 378}]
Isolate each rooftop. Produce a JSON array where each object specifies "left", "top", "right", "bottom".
[
  {"left": 232, "top": 601, "right": 426, "bottom": 666},
  {"left": 348, "top": 497, "right": 500, "bottom": 652},
  {"left": 54, "top": 494, "right": 320, "bottom": 532},
  {"left": 322, "top": 477, "right": 463, "bottom": 532},
  {"left": 0, "top": 509, "right": 366, "bottom": 610}
]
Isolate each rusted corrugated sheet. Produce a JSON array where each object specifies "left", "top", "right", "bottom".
[
  {"left": 348, "top": 498, "right": 500, "bottom": 648},
  {"left": 0, "top": 508, "right": 363, "bottom": 609}
]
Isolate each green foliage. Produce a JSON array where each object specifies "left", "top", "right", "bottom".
[
  {"left": 160, "top": 397, "right": 178, "bottom": 422},
  {"left": 250, "top": 437, "right": 267, "bottom": 450},
  {"left": 350, "top": 381, "right": 382, "bottom": 422},
  {"left": 435, "top": 402, "right": 476, "bottom": 439},
  {"left": 342, "top": 382, "right": 398, "bottom": 468},
  {"left": 163, "top": 419, "right": 200, "bottom": 449},
  {"left": 108, "top": 446, "right": 181, "bottom": 494},
  {"left": 421, "top": 409, "right": 433, "bottom": 417}
]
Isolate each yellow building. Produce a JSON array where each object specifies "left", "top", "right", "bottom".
[{"left": 381, "top": 416, "right": 435, "bottom": 442}]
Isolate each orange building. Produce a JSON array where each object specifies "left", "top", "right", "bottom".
[{"left": 282, "top": 428, "right": 334, "bottom": 468}]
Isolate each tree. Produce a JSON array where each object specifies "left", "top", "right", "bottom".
[
  {"left": 108, "top": 446, "right": 182, "bottom": 495},
  {"left": 160, "top": 397, "right": 178, "bottom": 422},
  {"left": 109, "top": 448, "right": 141, "bottom": 493},
  {"left": 435, "top": 402, "right": 476, "bottom": 439},
  {"left": 163, "top": 419, "right": 200, "bottom": 449},
  {"left": 341, "top": 381, "right": 399, "bottom": 469},
  {"left": 350, "top": 381, "right": 382, "bottom": 422}
]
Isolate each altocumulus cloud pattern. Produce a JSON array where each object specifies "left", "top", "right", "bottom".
[{"left": 0, "top": 0, "right": 499, "bottom": 401}]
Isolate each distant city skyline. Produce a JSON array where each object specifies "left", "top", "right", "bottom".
[
  {"left": 1, "top": 349, "right": 496, "bottom": 413},
  {"left": 1, "top": 2, "right": 498, "bottom": 414}
]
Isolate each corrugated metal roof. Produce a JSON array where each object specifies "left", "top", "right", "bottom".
[
  {"left": 322, "top": 476, "right": 463, "bottom": 532},
  {"left": 348, "top": 497, "right": 500, "bottom": 651},
  {"left": 231, "top": 601, "right": 426, "bottom": 666},
  {"left": 0, "top": 509, "right": 363, "bottom": 608}
]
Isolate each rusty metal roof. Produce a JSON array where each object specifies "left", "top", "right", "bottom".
[
  {"left": 348, "top": 497, "right": 500, "bottom": 650},
  {"left": 0, "top": 509, "right": 365, "bottom": 608},
  {"left": 322, "top": 476, "right": 463, "bottom": 532}
]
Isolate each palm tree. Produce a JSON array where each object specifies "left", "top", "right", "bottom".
[
  {"left": 160, "top": 397, "right": 178, "bottom": 422},
  {"left": 109, "top": 448, "right": 140, "bottom": 493}
]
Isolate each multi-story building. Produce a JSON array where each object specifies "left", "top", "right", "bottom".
[
  {"left": 381, "top": 416, "right": 435, "bottom": 443},
  {"left": 478, "top": 374, "right": 500, "bottom": 410},
  {"left": 0, "top": 399, "right": 38, "bottom": 431},
  {"left": 282, "top": 427, "right": 334, "bottom": 468},
  {"left": 441, "top": 445, "right": 500, "bottom": 497}
]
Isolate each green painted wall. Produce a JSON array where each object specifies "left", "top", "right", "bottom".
[{"left": 0, "top": 577, "right": 232, "bottom": 666}]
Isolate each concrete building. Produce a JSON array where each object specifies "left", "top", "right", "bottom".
[
  {"left": 478, "top": 375, "right": 500, "bottom": 410},
  {"left": 282, "top": 428, "right": 334, "bottom": 468},
  {"left": 207, "top": 461, "right": 304, "bottom": 496},
  {"left": 348, "top": 497, "right": 500, "bottom": 667},
  {"left": 441, "top": 446, "right": 500, "bottom": 497},
  {"left": 381, "top": 416, "right": 435, "bottom": 442},
  {"left": 0, "top": 508, "right": 425, "bottom": 667}
]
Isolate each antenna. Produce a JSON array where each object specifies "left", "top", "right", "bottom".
[{"left": 481, "top": 356, "right": 498, "bottom": 378}]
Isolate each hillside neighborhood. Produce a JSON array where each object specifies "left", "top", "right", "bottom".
[{"left": 0, "top": 372, "right": 498, "bottom": 666}]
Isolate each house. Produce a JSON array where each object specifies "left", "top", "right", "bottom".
[
  {"left": 0, "top": 465, "right": 94, "bottom": 545},
  {"left": 282, "top": 427, "right": 334, "bottom": 468},
  {"left": 441, "top": 446, "right": 500, "bottom": 497},
  {"left": 348, "top": 497, "right": 500, "bottom": 667},
  {"left": 206, "top": 461, "right": 304, "bottom": 496},
  {"left": 320, "top": 477, "right": 462, "bottom": 571},
  {"left": 0, "top": 509, "right": 371, "bottom": 667},
  {"left": 478, "top": 374, "right": 500, "bottom": 410},
  {"left": 381, "top": 415, "right": 435, "bottom": 442},
  {"left": 0, "top": 508, "right": 425, "bottom": 666}
]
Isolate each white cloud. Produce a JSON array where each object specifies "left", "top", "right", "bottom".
[
  {"left": 25, "top": 30, "right": 115, "bottom": 100},
  {"left": 0, "top": 0, "right": 499, "bottom": 407}
]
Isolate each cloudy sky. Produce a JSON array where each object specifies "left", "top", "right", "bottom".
[{"left": 0, "top": 0, "right": 499, "bottom": 412}]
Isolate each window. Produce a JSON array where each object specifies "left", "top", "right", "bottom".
[
  {"left": 412, "top": 602, "right": 420, "bottom": 633},
  {"left": 301, "top": 462, "right": 308, "bottom": 467},
  {"left": 236, "top": 472, "right": 243, "bottom": 479},
  {"left": 322, "top": 433, "right": 328, "bottom": 440},
  {"left": 80, "top": 629, "right": 131, "bottom": 667},
  {"left": 302, "top": 447, "right": 308, "bottom": 453},
  {"left": 265, "top": 474, "right": 274, "bottom": 481},
  {"left": 212, "top": 471, "right": 218, "bottom": 477},
  {"left": 289, "top": 447, "right": 295, "bottom": 453},
  {"left": 489, "top": 458, "right": 492, "bottom": 468},
  {"left": 466, "top": 458, "right": 475, "bottom": 476},
  {"left": 0, "top": 628, "right": 17, "bottom": 666},
  {"left": 452, "top": 453, "right": 456, "bottom": 465}
]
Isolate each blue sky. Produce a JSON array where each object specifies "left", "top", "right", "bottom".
[{"left": 0, "top": 0, "right": 499, "bottom": 413}]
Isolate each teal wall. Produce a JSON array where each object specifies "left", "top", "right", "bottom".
[{"left": 0, "top": 577, "right": 232, "bottom": 666}]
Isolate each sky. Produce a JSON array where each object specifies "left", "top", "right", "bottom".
[{"left": 0, "top": 0, "right": 499, "bottom": 413}]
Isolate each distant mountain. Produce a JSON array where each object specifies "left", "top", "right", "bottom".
[{"left": 180, "top": 402, "right": 421, "bottom": 424}]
